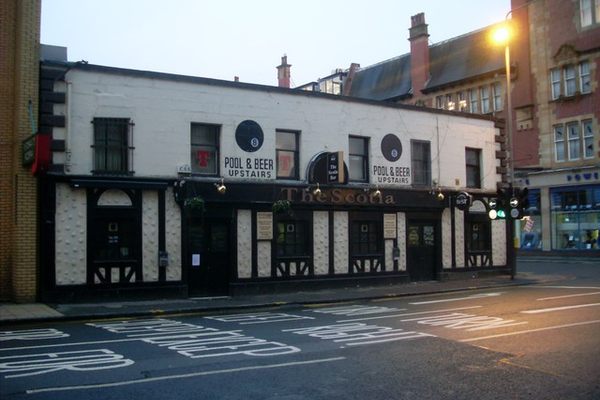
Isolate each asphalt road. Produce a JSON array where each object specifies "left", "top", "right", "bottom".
[{"left": 1, "top": 261, "right": 599, "bottom": 399}]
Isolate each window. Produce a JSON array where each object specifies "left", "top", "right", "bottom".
[
  {"left": 446, "top": 94, "right": 455, "bottom": 110},
  {"left": 276, "top": 130, "right": 299, "bottom": 179},
  {"left": 349, "top": 136, "right": 369, "bottom": 182},
  {"left": 457, "top": 91, "right": 467, "bottom": 112},
  {"left": 469, "top": 89, "right": 478, "bottom": 113},
  {"left": 467, "top": 219, "right": 491, "bottom": 252},
  {"left": 567, "top": 122, "right": 581, "bottom": 160},
  {"left": 551, "top": 68, "right": 562, "bottom": 99},
  {"left": 92, "top": 118, "right": 133, "bottom": 174},
  {"left": 580, "top": 0, "right": 600, "bottom": 27},
  {"left": 350, "top": 220, "right": 382, "bottom": 255},
  {"left": 480, "top": 86, "right": 490, "bottom": 114},
  {"left": 564, "top": 65, "right": 577, "bottom": 96},
  {"left": 554, "top": 125, "right": 566, "bottom": 161},
  {"left": 465, "top": 148, "right": 481, "bottom": 188},
  {"left": 551, "top": 186, "right": 600, "bottom": 250},
  {"left": 191, "top": 123, "right": 219, "bottom": 175},
  {"left": 411, "top": 140, "right": 431, "bottom": 186},
  {"left": 492, "top": 82, "right": 503, "bottom": 111},
  {"left": 583, "top": 120, "right": 594, "bottom": 158},
  {"left": 580, "top": 61, "right": 591, "bottom": 93},
  {"left": 276, "top": 220, "right": 309, "bottom": 257},
  {"left": 435, "top": 96, "right": 444, "bottom": 109}
]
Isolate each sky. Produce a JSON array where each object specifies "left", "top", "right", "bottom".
[{"left": 41, "top": 0, "right": 511, "bottom": 87}]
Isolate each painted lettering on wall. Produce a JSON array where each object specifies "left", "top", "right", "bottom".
[
  {"left": 372, "top": 165, "right": 411, "bottom": 185},
  {"left": 280, "top": 188, "right": 395, "bottom": 206},
  {"left": 224, "top": 156, "right": 274, "bottom": 179}
]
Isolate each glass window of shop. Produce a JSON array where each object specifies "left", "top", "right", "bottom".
[
  {"left": 520, "top": 189, "right": 542, "bottom": 250},
  {"left": 551, "top": 185, "right": 600, "bottom": 250}
]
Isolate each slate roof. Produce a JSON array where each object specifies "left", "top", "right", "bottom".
[{"left": 348, "top": 24, "right": 505, "bottom": 101}]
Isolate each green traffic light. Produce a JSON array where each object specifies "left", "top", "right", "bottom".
[{"left": 497, "top": 209, "right": 506, "bottom": 218}]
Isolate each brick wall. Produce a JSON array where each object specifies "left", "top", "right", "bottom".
[{"left": 0, "top": 0, "right": 41, "bottom": 302}]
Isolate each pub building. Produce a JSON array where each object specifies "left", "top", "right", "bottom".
[{"left": 36, "top": 54, "right": 509, "bottom": 301}]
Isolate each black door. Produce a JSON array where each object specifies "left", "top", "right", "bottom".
[
  {"left": 406, "top": 221, "right": 438, "bottom": 281},
  {"left": 188, "top": 219, "right": 231, "bottom": 296}
]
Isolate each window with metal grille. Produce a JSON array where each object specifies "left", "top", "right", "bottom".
[{"left": 92, "top": 118, "right": 134, "bottom": 174}]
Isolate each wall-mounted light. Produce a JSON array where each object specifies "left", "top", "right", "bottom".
[
  {"left": 312, "top": 182, "right": 322, "bottom": 196},
  {"left": 436, "top": 191, "right": 445, "bottom": 202},
  {"left": 215, "top": 178, "right": 226, "bottom": 194},
  {"left": 372, "top": 187, "right": 381, "bottom": 198}
]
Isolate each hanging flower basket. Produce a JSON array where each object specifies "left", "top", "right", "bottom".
[
  {"left": 272, "top": 199, "right": 292, "bottom": 215},
  {"left": 184, "top": 196, "right": 205, "bottom": 214}
]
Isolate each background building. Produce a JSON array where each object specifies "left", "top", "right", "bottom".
[{"left": 0, "top": 0, "right": 41, "bottom": 302}]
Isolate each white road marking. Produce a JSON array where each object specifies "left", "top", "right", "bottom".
[
  {"left": 521, "top": 303, "right": 600, "bottom": 314},
  {"left": 409, "top": 292, "right": 502, "bottom": 305},
  {"left": 537, "top": 292, "right": 600, "bottom": 301},
  {"left": 0, "top": 328, "right": 69, "bottom": 341},
  {"left": 25, "top": 357, "right": 346, "bottom": 394},
  {"left": 0, "top": 338, "right": 139, "bottom": 352},
  {"left": 460, "top": 320, "right": 600, "bottom": 342},
  {"left": 536, "top": 286, "right": 600, "bottom": 290},
  {"left": 337, "top": 306, "right": 483, "bottom": 323}
]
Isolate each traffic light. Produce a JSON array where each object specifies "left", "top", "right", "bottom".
[
  {"left": 508, "top": 187, "right": 529, "bottom": 219},
  {"left": 488, "top": 197, "right": 506, "bottom": 220}
]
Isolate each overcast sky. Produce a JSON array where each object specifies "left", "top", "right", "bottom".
[{"left": 41, "top": 0, "right": 511, "bottom": 87}]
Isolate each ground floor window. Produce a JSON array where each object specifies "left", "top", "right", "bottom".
[
  {"left": 349, "top": 213, "right": 383, "bottom": 273},
  {"left": 520, "top": 189, "right": 542, "bottom": 250},
  {"left": 274, "top": 214, "right": 313, "bottom": 277},
  {"left": 551, "top": 185, "right": 600, "bottom": 250}
]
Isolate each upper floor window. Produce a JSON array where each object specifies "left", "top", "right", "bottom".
[
  {"left": 554, "top": 120, "right": 595, "bottom": 162},
  {"left": 492, "top": 82, "right": 503, "bottom": 111},
  {"left": 191, "top": 123, "right": 219, "bottom": 175},
  {"left": 446, "top": 94, "right": 455, "bottom": 110},
  {"left": 458, "top": 91, "right": 467, "bottom": 112},
  {"left": 580, "top": 0, "right": 600, "bottom": 27},
  {"left": 349, "top": 136, "right": 369, "bottom": 182},
  {"left": 411, "top": 140, "right": 431, "bottom": 186},
  {"left": 551, "top": 61, "right": 591, "bottom": 99},
  {"left": 435, "top": 96, "right": 444, "bottom": 109},
  {"left": 480, "top": 86, "right": 490, "bottom": 114},
  {"left": 92, "top": 117, "right": 134, "bottom": 175},
  {"left": 276, "top": 130, "right": 299, "bottom": 179},
  {"left": 469, "top": 89, "right": 479, "bottom": 113},
  {"left": 465, "top": 148, "right": 481, "bottom": 188}
]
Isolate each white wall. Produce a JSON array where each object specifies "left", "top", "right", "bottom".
[{"left": 62, "top": 68, "right": 499, "bottom": 192}]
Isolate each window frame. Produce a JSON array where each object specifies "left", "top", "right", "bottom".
[
  {"left": 550, "top": 68, "right": 562, "bottom": 100},
  {"left": 492, "top": 82, "right": 503, "bottom": 111},
  {"left": 465, "top": 147, "right": 482, "bottom": 189},
  {"left": 469, "top": 89, "right": 479, "bottom": 113},
  {"left": 91, "top": 117, "right": 134, "bottom": 175},
  {"left": 567, "top": 122, "right": 581, "bottom": 160},
  {"left": 411, "top": 140, "right": 432, "bottom": 187},
  {"left": 276, "top": 129, "right": 300, "bottom": 180},
  {"left": 348, "top": 135, "right": 369, "bottom": 183},
  {"left": 564, "top": 65, "right": 577, "bottom": 97},
  {"left": 554, "top": 124, "right": 566, "bottom": 162},
  {"left": 580, "top": 61, "right": 591, "bottom": 94},
  {"left": 580, "top": 0, "right": 600, "bottom": 27},
  {"left": 190, "top": 122, "right": 220, "bottom": 176},
  {"left": 480, "top": 86, "right": 490, "bottom": 114},
  {"left": 583, "top": 120, "right": 594, "bottom": 159}
]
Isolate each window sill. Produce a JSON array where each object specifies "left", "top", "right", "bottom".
[{"left": 550, "top": 91, "right": 592, "bottom": 103}]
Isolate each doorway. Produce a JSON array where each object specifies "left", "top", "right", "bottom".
[
  {"left": 406, "top": 220, "right": 439, "bottom": 281},
  {"left": 188, "top": 218, "right": 231, "bottom": 296}
]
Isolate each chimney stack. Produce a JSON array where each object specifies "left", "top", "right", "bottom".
[
  {"left": 408, "top": 13, "right": 430, "bottom": 100},
  {"left": 277, "top": 55, "right": 291, "bottom": 88}
]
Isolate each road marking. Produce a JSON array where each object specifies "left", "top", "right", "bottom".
[
  {"left": 0, "top": 338, "right": 139, "bottom": 352},
  {"left": 537, "top": 292, "right": 600, "bottom": 301},
  {"left": 25, "top": 357, "right": 346, "bottom": 394},
  {"left": 0, "top": 328, "right": 69, "bottom": 341},
  {"left": 205, "top": 312, "right": 314, "bottom": 324},
  {"left": 521, "top": 303, "right": 600, "bottom": 314},
  {"left": 536, "top": 286, "right": 600, "bottom": 290},
  {"left": 308, "top": 305, "right": 406, "bottom": 316},
  {"left": 400, "top": 312, "right": 527, "bottom": 331},
  {"left": 337, "top": 306, "right": 483, "bottom": 323},
  {"left": 409, "top": 292, "right": 502, "bottom": 305},
  {"left": 460, "top": 320, "right": 600, "bottom": 342}
]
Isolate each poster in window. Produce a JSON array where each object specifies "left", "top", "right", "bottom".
[
  {"left": 408, "top": 226, "right": 420, "bottom": 246},
  {"left": 278, "top": 153, "right": 293, "bottom": 177},
  {"left": 423, "top": 226, "right": 435, "bottom": 246},
  {"left": 197, "top": 150, "right": 211, "bottom": 168},
  {"left": 256, "top": 212, "right": 273, "bottom": 240},
  {"left": 384, "top": 214, "right": 397, "bottom": 239}
]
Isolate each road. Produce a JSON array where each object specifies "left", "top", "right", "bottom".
[{"left": 1, "top": 261, "right": 599, "bottom": 399}]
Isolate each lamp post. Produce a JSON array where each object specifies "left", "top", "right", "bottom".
[{"left": 492, "top": 18, "right": 516, "bottom": 279}]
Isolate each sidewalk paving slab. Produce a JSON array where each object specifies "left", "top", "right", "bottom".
[{"left": 0, "top": 271, "right": 568, "bottom": 325}]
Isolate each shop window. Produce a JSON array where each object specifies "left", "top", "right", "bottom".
[
  {"left": 465, "top": 148, "right": 481, "bottom": 189},
  {"left": 349, "top": 136, "right": 369, "bottom": 182},
  {"left": 350, "top": 216, "right": 384, "bottom": 273},
  {"left": 276, "top": 130, "right": 299, "bottom": 179},
  {"left": 411, "top": 140, "right": 431, "bottom": 186},
  {"left": 92, "top": 118, "right": 134, "bottom": 175},
  {"left": 276, "top": 220, "right": 309, "bottom": 257},
  {"left": 551, "top": 186, "right": 600, "bottom": 250},
  {"left": 520, "top": 189, "right": 542, "bottom": 250},
  {"left": 191, "top": 123, "right": 219, "bottom": 175}
]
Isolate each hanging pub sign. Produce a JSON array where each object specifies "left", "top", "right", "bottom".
[
  {"left": 308, "top": 151, "right": 348, "bottom": 185},
  {"left": 455, "top": 191, "right": 472, "bottom": 211}
]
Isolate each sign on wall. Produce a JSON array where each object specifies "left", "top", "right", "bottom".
[
  {"left": 372, "top": 134, "right": 411, "bottom": 185},
  {"left": 224, "top": 120, "right": 274, "bottom": 179},
  {"left": 383, "top": 214, "right": 397, "bottom": 239},
  {"left": 256, "top": 212, "right": 273, "bottom": 240}
]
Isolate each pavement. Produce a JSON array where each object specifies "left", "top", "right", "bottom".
[{"left": 0, "top": 268, "right": 571, "bottom": 325}]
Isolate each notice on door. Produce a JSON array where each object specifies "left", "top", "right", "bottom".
[
  {"left": 384, "top": 214, "right": 397, "bottom": 239},
  {"left": 256, "top": 212, "right": 273, "bottom": 240}
]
